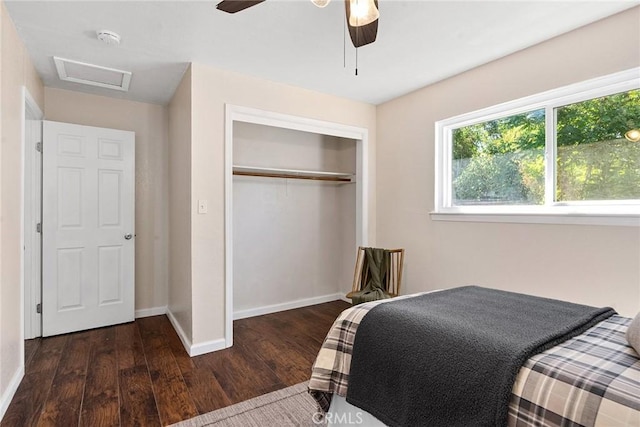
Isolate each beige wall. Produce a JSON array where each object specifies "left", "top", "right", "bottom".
[
  {"left": 43, "top": 88, "right": 169, "bottom": 313},
  {"left": 167, "top": 67, "right": 193, "bottom": 341},
  {"left": 376, "top": 7, "right": 640, "bottom": 316},
  {"left": 0, "top": 0, "right": 44, "bottom": 415},
  {"left": 188, "top": 63, "right": 376, "bottom": 345}
]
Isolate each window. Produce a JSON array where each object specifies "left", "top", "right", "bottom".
[
  {"left": 435, "top": 68, "right": 640, "bottom": 225},
  {"left": 452, "top": 109, "right": 545, "bottom": 206},
  {"left": 556, "top": 91, "right": 640, "bottom": 202}
]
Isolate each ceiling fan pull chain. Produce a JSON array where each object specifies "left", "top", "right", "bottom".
[
  {"left": 355, "top": 47, "right": 358, "bottom": 76},
  {"left": 355, "top": 17, "right": 359, "bottom": 76},
  {"left": 343, "top": 15, "right": 347, "bottom": 68},
  {"left": 356, "top": 8, "right": 358, "bottom": 75}
]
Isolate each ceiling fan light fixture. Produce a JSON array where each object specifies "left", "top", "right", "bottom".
[
  {"left": 311, "top": 0, "right": 331, "bottom": 8},
  {"left": 348, "top": 0, "right": 379, "bottom": 27}
]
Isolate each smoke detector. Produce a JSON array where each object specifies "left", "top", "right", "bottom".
[{"left": 96, "top": 30, "right": 121, "bottom": 45}]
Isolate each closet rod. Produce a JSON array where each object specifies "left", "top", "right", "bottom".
[{"left": 233, "top": 170, "right": 352, "bottom": 182}]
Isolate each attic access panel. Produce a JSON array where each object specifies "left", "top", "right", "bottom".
[{"left": 54, "top": 57, "right": 132, "bottom": 92}]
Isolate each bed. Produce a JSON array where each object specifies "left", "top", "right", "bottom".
[{"left": 309, "top": 287, "right": 640, "bottom": 427}]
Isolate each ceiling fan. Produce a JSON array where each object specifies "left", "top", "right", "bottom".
[{"left": 215, "top": 0, "right": 379, "bottom": 48}]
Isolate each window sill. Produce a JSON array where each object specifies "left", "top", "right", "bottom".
[{"left": 430, "top": 211, "right": 640, "bottom": 227}]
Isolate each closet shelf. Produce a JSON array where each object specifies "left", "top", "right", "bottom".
[
  {"left": 233, "top": 165, "right": 354, "bottom": 183},
  {"left": 233, "top": 165, "right": 353, "bottom": 183}
]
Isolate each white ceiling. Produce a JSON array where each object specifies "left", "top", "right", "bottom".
[{"left": 5, "top": 0, "right": 638, "bottom": 106}]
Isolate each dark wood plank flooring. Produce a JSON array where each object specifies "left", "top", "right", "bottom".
[{"left": 2, "top": 300, "right": 349, "bottom": 427}]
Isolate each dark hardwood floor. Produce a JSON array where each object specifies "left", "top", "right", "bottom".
[{"left": 2, "top": 300, "right": 349, "bottom": 427}]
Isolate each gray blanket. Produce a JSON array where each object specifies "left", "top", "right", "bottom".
[{"left": 346, "top": 286, "right": 616, "bottom": 427}]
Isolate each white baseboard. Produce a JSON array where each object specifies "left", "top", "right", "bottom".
[
  {"left": 135, "top": 306, "right": 167, "bottom": 318},
  {"left": 190, "top": 338, "right": 226, "bottom": 357},
  {"left": 165, "top": 293, "right": 345, "bottom": 357},
  {"left": 0, "top": 365, "right": 24, "bottom": 421},
  {"left": 165, "top": 308, "right": 227, "bottom": 357},
  {"left": 234, "top": 293, "right": 344, "bottom": 320},
  {"left": 166, "top": 308, "right": 193, "bottom": 355}
]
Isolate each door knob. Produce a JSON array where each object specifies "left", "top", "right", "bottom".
[{"left": 124, "top": 234, "right": 133, "bottom": 240}]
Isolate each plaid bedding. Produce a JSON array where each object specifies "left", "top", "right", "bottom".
[{"left": 309, "top": 296, "right": 640, "bottom": 427}]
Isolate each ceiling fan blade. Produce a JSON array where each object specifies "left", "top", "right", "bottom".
[
  {"left": 345, "top": 0, "right": 378, "bottom": 48},
  {"left": 216, "top": 0, "right": 265, "bottom": 14}
]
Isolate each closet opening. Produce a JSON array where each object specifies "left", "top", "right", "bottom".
[{"left": 224, "top": 105, "right": 369, "bottom": 348}]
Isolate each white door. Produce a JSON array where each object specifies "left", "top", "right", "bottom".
[{"left": 42, "top": 121, "right": 135, "bottom": 336}]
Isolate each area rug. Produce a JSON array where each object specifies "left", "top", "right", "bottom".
[{"left": 170, "top": 382, "right": 320, "bottom": 426}]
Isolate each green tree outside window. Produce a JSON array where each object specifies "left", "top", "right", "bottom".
[{"left": 452, "top": 89, "right": 639, "bottom": 205}]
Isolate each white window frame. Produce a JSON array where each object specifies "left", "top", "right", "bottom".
[{"left": 433, "top": 68, "right": 640, "bottom": 227}]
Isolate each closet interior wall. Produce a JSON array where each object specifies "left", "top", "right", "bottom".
[{"left": 233, "top": 122, "right": 357, "bottom": 316}]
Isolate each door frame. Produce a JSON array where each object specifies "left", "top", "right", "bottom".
[
  {"left": 22, "top": 87, "right": 44, "bottom": 340},
  {"left": 224, "top": 104, "right": 370, "bottom": 348}
]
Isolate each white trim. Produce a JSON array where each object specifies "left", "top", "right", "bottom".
[
  {"left": 224, "top": 105, "right": 369, "bottom": 350},
  {"left": 166, "top": 309, "right": 225, "bottom": 357},
  {"left": 135, "top": 306, "right": 167, "bottom": 318},
  {"left": 434, "top": 68, "right": 640, "bottom": 222},
  {"left": 189, "top": 339, "right": 226, "bottom": 357},
  {"left": 224, "top": 106, "right": 234, "bottom": 349},
  {"left": 22, "top": 87, "right": 43, "bottom": 343},
  {"left": 0, "top": 366, "right": 24, "bottom": 421},
  {"left": 166, "top": 308, "right": 192, "bottom": 355},
  {"left": 225, "top": 106, "right": 367, "bottom": 140},
  {"left": 356, "top": 126, "right": 369, "bottom": 248},
  {"left": 544, "top": 105, "right": 556, "bottom": 207},
  {"left": 21, "top": 89, "right": 27, "bottom": 345},
  {"left": 234, "top": 293, "right": 344, "bottom": 320},
  {"left": 430, "top": 212, "right": 640, "bottom": 227},
  {"left": 24, "top": 90, "right": 43, "bottom": 119}
]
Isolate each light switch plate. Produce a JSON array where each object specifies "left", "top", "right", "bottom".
[{"left": 198, "top": 199, "right": 208, "bottom": 214}]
